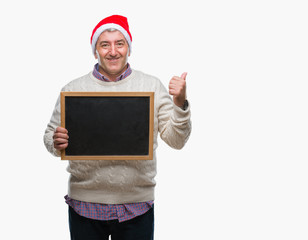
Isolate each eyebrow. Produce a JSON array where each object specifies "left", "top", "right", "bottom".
[{"left": 98, "top": 39, "right": 126, "bottom": 45}]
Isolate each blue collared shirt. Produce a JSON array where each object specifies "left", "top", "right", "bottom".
[{"left": 92, "top": 63, "right": 132, "bottom": 82}]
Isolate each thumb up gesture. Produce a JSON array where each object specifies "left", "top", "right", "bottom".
[{"left": 169, "top": 72, "right": 187, "bottom": 108}]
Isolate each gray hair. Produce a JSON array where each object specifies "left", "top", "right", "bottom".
[{"left": 104, "top": 28, "right": 118, "bottom": 32}]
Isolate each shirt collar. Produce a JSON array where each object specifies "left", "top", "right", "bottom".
[{"left": 92, "top": 63, "right": 132, "bottom": 82}]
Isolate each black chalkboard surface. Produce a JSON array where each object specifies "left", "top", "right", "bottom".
[{"left": 61, "top": 92, "right": 154, "bottom": 160}]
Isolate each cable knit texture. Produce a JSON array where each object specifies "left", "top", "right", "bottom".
[{"left": 44, "top": 69, "right": 191, "bottom": 204}]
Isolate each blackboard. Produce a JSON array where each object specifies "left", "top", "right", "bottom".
[{"left": 60, "top": 92, "right": 154, "bottom": 160}]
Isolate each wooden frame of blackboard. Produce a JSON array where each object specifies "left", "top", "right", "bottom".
[{"left": 61, "top": 92, "right": 154, "bottom": 160}]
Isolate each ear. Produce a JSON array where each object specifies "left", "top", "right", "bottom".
[{"left": 94, "top": 50, "right": 99, "bottom": 59}]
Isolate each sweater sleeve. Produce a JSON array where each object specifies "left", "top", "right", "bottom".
[
  {"left": 157, "top": 80, "right": 192, "bottom": 149},
  {"left": 43, "top": 94, "right": 62, "bottom": 157}
]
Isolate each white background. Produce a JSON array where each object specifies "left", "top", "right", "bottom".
[{"left": 1, "top": 0, "right": 308, "bottom": 239}]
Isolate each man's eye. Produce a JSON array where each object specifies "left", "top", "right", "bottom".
[{"left": 102, "top": 44, "right": 109, "bottom": 48}]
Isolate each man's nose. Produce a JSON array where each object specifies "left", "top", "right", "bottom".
[{"left": 110, "top": 44, "right": 117, "bottom": 55}]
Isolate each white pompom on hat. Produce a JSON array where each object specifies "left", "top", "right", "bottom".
[{"left": 90, "top": 15, "right": 132, "bottom": 55}]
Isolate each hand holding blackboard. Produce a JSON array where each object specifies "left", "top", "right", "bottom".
[{"left": 53, "top": 127, "right": 69, "bottom": 151}]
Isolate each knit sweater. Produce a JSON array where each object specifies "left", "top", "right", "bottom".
[{"left": 44, "top": 69, "right": 191, "bottom": 204}]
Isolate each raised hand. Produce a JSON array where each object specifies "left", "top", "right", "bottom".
[{"left": 169, "top": 72, "right": 187, "bottom": 108}]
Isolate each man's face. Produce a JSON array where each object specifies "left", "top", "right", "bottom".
[{"left": 95, "top": 30, "right": 130, "bottom": 80}]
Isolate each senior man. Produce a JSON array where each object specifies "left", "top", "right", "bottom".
[{"left": 44, "top": 15, "right": 191, "bottom": 240}]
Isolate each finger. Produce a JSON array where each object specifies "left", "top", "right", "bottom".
[
  {"left": 181, "top": 72, "right": 187, "bottom": 80},
  {"left": 169, "top": 85, "right": 180, "bottom": 94},
  {"left": 169, "top": 82, "right": 177, "bottom": 88},
  {"left": 169, "top": 90, "right": 176, "bottom": 96},
  {"left": 56, "top": 127, "right": 68, "bottom": 134},
  {"left": 54, "top": 138, "right": 69, "bottom": 145},
  {"left": 55, "top": 143, "right": 68, "bottom": 151},
  {"left": 169, "top": 88, "right": 180, "bottom": 95},
  {"left": 171, "top": 76, "right": 183, "bottom": 82},
  {"left": 53, "top": 132, "right": 69, "bottom": 139},
  {"left": 169, "top": 87, "right": 175, "bottom": 95},
  {"left": 169, "top": 80, "right": 185, "bottom": 89}
]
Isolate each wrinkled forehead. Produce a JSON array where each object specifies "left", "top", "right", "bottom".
[{"left": 97, "top": 29, "right": 126, "bottom": 42}]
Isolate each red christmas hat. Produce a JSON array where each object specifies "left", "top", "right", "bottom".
[{"left": 90, "top": 15, "right": 132, "bottom": 54}]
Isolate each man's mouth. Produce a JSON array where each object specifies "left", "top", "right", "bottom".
[{"left": 107, "top": 57, "right": 120, "bottom": 62}]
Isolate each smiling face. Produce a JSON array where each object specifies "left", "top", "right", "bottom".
[{"left": 95, "top": 30, "right": 130, "bottom": 81}]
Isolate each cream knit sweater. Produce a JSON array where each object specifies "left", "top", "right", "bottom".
[{"left": 44, "top": 69, "right": 191, "bottom": 204}]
